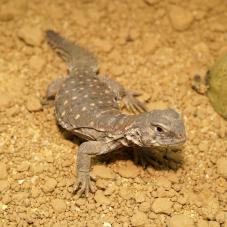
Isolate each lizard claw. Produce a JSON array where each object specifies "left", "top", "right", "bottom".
[
  {"left": 133, "top": 149, "right": 152, "bottom": 169},
  {"left": 123, "top": 93, "right": 148, "bottom": 114},
  {"left": 73, "top": 171, "right": 95, "bottom": 197}
]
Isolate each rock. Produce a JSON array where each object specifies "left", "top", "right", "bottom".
[
  {"left": 92, "top": 165, "right": 115, "bottom": 179},
  {"left": 29, "top": 55, "right": 46, "bottom": 72},
  {"left": 169, "top": 215, "right": 194, "bottom": 227},
  {"left": 51, "top": 199, "right": 66, "bottom": 213},
  {"left": 0, "top": 163, "right": 7, "bottom": 179},
  {"left": 115, "top": 161, "right": 140, "bottom": 178},
  {"left": 152, "top": 198, "right": 173, "bottom": 215},
  {"left": 42, "top": 177, "right": 57, "bottom": 193},
  {"left": 216, "top": 157, "right": 227, "bottom": 179},
  {"left": 94, "top": 190, "right": 110, "bottom": 205},
  {"left": 26, "top": 96, "right": 42, "bottom": 112},
  {"left": 131, "top": 211, "right": 148, "bottom": 226},
  {"left": 168, "top": 6, "right": 194, "bottom": 31},
  {"left": 197, "top": 220, "right": 208, "bottom": 227},
  {"left": 18, "top": 25, "right": 43, "bottom": 46}
]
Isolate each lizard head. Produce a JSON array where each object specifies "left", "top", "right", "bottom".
[{"left": 125, "top": 109, "right": 186, "bottom": 148}]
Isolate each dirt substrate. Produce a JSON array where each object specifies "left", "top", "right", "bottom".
[{"left": 0, "top": 0, "right": 227, "bottom": 226}]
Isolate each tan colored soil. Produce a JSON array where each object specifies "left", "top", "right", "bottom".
[{"left": 0, "top": 0, "right": 227, "bottom": 227}]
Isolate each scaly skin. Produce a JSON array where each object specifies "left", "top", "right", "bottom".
[{"left": 46, "top": 30, "right": 186, "bottom": 197}]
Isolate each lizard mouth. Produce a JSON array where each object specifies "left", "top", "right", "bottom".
[
  {"left": 166, "top": 138, "right": 186, "bottom": 147},
  {"left": 150, "top": 137, "right": 186, "bottom": 148}
]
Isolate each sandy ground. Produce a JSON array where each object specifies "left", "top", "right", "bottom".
[{"left": 0, "top": 0, "right": 227, "bottom": 226}]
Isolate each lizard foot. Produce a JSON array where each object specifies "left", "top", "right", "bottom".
[
  {"left": 123, "top": 93, "right": 148, "bottom": 114},
  {"left": 133, "top": 148, "right": 157, "bottom": 169},
  {"left": 41, "top": 98, "right": 55, "bottom": 107},
  {"left": 73, "top": 171, "right": 96, "bottom": 197},
  {"left": 140, "top": 149, "right": 182, "bottom": 170}
]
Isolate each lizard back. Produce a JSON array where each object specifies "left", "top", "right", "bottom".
[
  {"left": 55, "top": 73, "right": 125, "bottom": 133},
  {"left": 47, "top": 30, "right": 135, "bottom": 138}
]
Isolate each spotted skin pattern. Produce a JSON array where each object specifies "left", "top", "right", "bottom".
[{"left": 46, "top": 30, "right": 186, "bottom": 197}]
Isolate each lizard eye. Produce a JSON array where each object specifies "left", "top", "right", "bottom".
[{"left": 156, "top": 126, "right": 163, "bottom": 133}]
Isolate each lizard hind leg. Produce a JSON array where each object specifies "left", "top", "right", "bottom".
[
  {"left": 42, "top": 76, "right": 68, "bottom": 106},
  {"left": 46, "top": 77, "right": 68, "bottom": 99}
]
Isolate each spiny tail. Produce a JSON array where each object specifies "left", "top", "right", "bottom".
[{"left": 46, "top": 30, "right": 98, "bottom": 73}]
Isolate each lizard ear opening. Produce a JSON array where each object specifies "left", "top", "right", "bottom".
[{"left": 125, "top": 128, "right": 142, "bottom": 146}]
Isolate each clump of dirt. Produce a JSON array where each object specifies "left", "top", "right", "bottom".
[{"left": 0, "top": 0, "right": 226, "bottom": 227}]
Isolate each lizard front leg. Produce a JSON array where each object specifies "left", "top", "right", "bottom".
[
  {"left": 74, "top": 140, "right": 121, "bottom": 197},
  {"left": 99, "top": 76, "right": 148, "bottom": 113}
]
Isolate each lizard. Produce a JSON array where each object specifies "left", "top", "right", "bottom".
[{"left": 45, "top": 30, "right": 186, "bottom": 197}]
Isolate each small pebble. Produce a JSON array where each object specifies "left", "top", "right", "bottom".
[
  {"left": 29, "top": 55, "right": 46, "bottom": 72},
  {"left": 151, "top": 198, "right": 172, "bottom": 215},
  {"left": 0, "top": 93, "right": 13, "bottom": 110},
  {"left": 12, "top": 192, "right": 29, "bottom": 202},
  {"left": 208, "top": 221, "right": 220, "bottom": 227},
  {"left": 51, "top": 199, "right": 66, "bottom": 213},
  {"left": 155, "top": 176, "right": 172, "bottom": 190},
  {"left": 42, "top": 177, "right": 57, "bottom": 193},
  {"left": 143, "top": 35, "right": 160, "bottom": 54},
  {"left": 26, "top": 96, "right": 42, "bottom": 112},
  {"left": 168, "top": 6, "right": 194, "bottom": 31},
  {"left": 92, "top": 165, "right": 115, "bottom": 179},
  {"left": 17, "top": 162, "right": 30, "bottom": 172},
  {"left": 0, "top": 180, "right": 9, "bottom": 192},
  {"left": 131, "top": 211, "right": 148, "bottom": 226},
  {"left": 0, "top": 163, "right": 7, "bottom": 180},
  {"left": 143, "top": 36, "right": 160, "bottom": 54},
  {"left": 94, "top": 38, "right": 113, "bottom": 53},
  {"left": 201, "top": 197, "right": 219, "bottom": 220},
  {"left": 115, "top": 161, "right": 140, "bottom": 178},
  {"left": 169, "top": 215, "right": 194, "bottom": 227},
  {"left": 94, "top": 190, "right": 110, "bottom": 205},
  {"left": 216, "top": 157, "right": 227, "bottom": 179},
  {"left": 18, "top": 25, "right": 43, "bottom": 46},
  {"left": 197, "top": 220, "right": 209, "bottom": 227}
]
